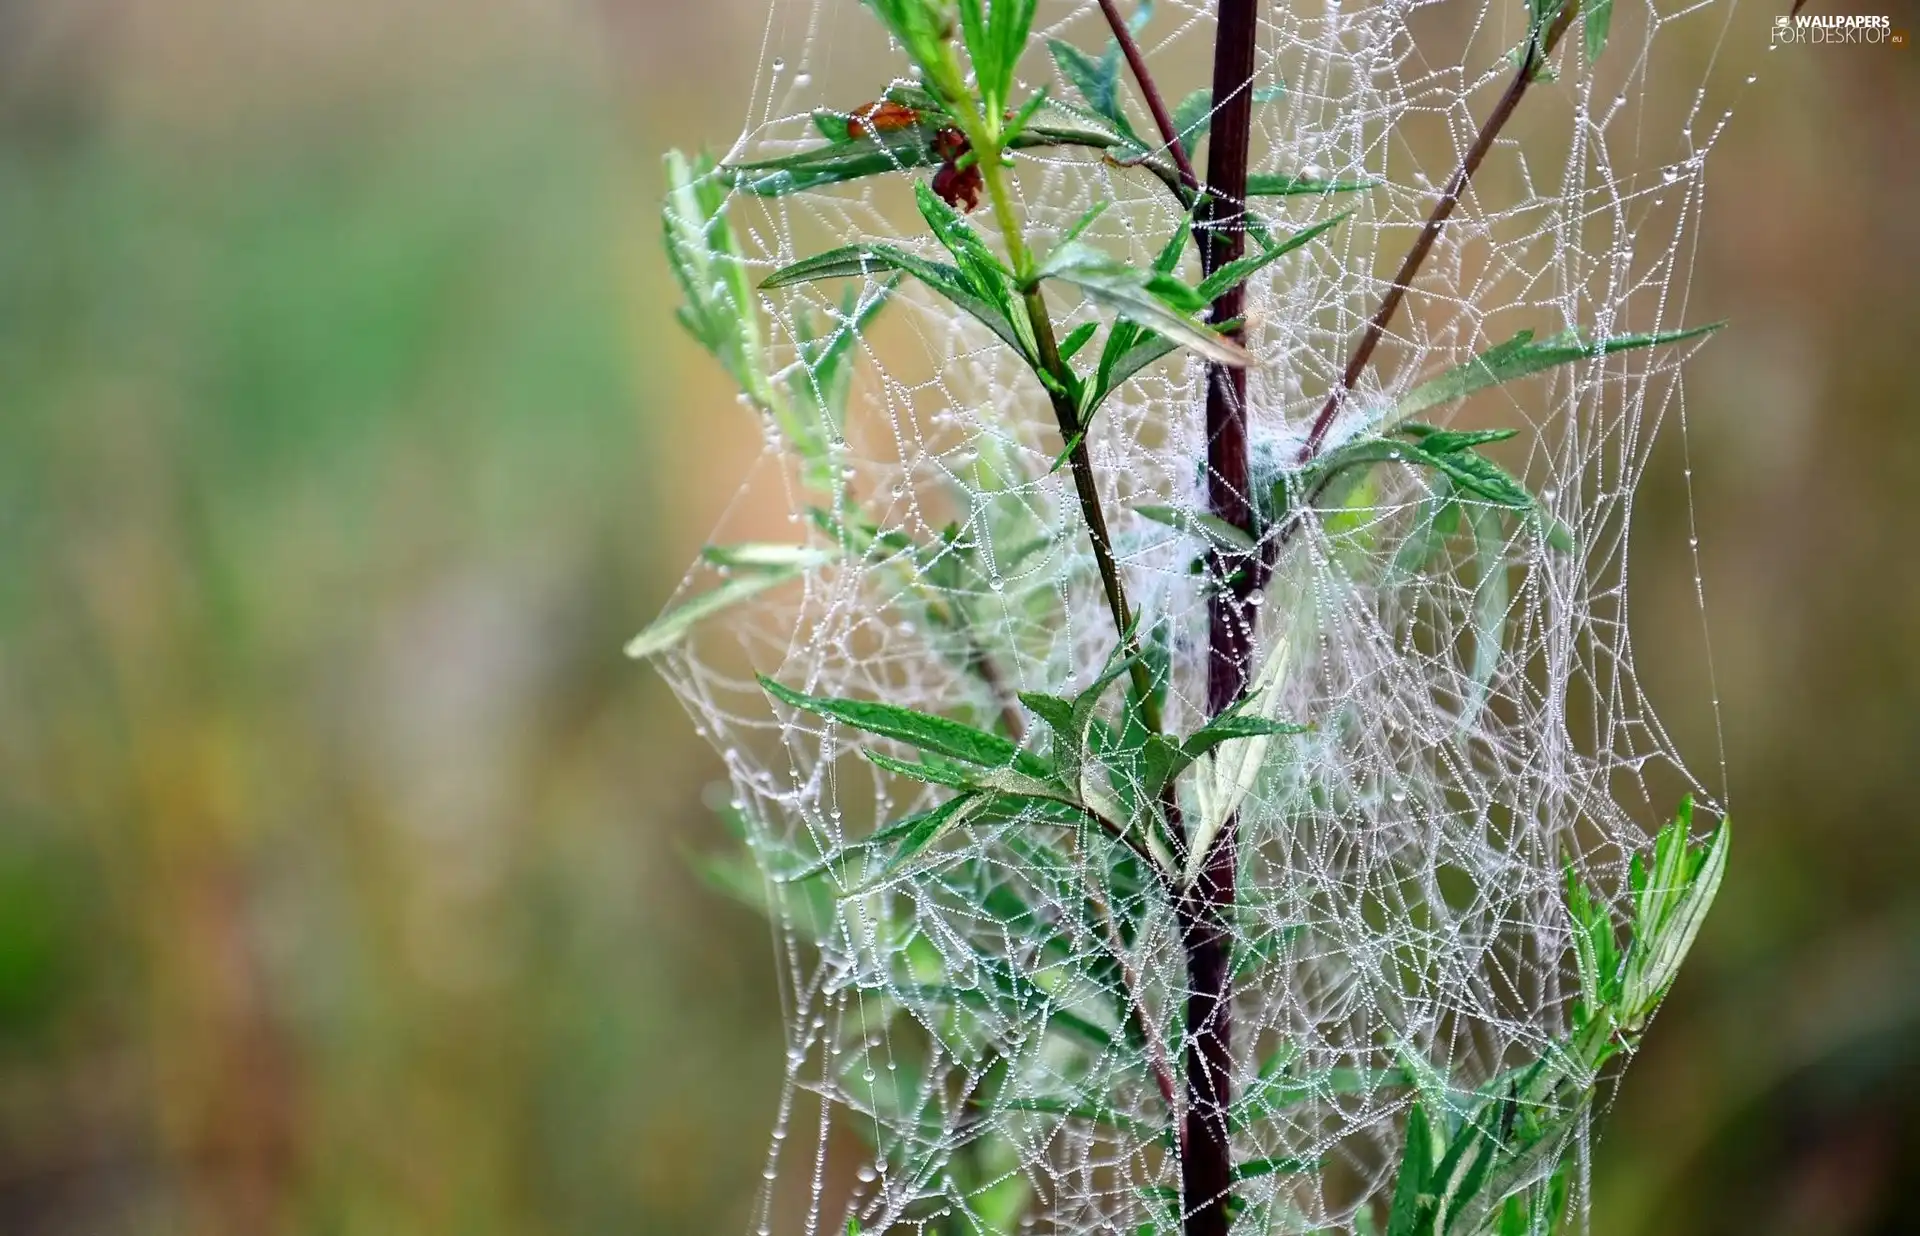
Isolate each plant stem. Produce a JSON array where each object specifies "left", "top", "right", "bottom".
[
  {"left": 975, "top": 140, "right": 1164, "bottom": 731},
  {"left": 1182, "top": 2, "right": 1262, "bottom": 1233},
  {"left": 1096, "top": 0, "right": 1200, "bottom": 194},
  {"left": 1298, "top": 6, "right": 1581, "bottom": 463}
]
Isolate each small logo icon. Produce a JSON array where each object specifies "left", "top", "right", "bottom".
[{"left": 1775, "top": 14, "right": 1791, "bottom": 26}]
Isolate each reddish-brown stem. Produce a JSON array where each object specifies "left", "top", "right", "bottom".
[
  {"left": 1181, "top": 2, "right": 1262, "bottom": 1233},
  {"left": 1298, "top": 7, "right": 1580, "bottom": 463},
  {"left": 1096, "top": 0, "right": 1201, "bottom": 194}
]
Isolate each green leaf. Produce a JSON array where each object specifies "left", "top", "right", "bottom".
[
  {"left": 1183, "top": 713, "right": 1308, "bottom": 754},
  {"left": 880, "top": 791, "right": 990, "bottom": 874},
  {"left": 1228, "top": 1064, "right": 1408, "bottom": 1133},
  {"left": 1048, "top": 38, "right": 1123, "bottom": 126},
  {"left": 1619, "top": 801, "right": 1729, "bottom": 1028},
  {"left": 783, "top": 281, "right": 896, "bottom": 479},
  {"left": 868, "top": 0, "right": 968, "bottom": 98},
  {"left": 863, "top": 749, "right": 975, "bottom": 788},
  {"left": 1058, "top": 320, "right": 1100, "bottom": 362},
  {"left": 700, "top": 543, "right": 839, "bottom": 571},
  {"left": 960, "top": 0, "right": 1039, "bottom": 117},
  {"left": 1397, "top": 426, "right": 1536, "bottom": 510},
  {"left": 1017, "top": 637, "right": 1143, "bottom": 824},
  {"left": 1390, "top": 474, "right": 1460, "bottom": 579},
  {"left": 1245, "top": 172, "right": 1379, "bottom": 197},
  {"left": 1086, "top": 334, "right": 1180, "bottom": 420},
  {"left": 724, "top": 125, "right": 947, "bottom": 196},
  {"left": 1564, "top": 863, "right": 1624, "bottom": 1015},
  {"left": 1424, "top": 1098, "right": 1506, "bottom": 1231},
  {"left": 1231, "top": 921, "right": 1305, "bottom": 981},
  {"left": 1395, "top": 426, "right": 1518, "bottom": 454},
  {"left": 1171, "top": 89, "right": 1213, "bottom": 145},
  {"left": 762, "top": 242, "right": 1033, "bottom": 361},
  {"left": 1392, "top": 323, "right": 1722, "bottom": 425},
  {"left": 1001, "top": 1096, "right": 1157, "bottom": 1138},
  {"left": 759, "top": 676, "right": 1036, "bottom": 770},
  {"left": 1464, "top": 504, "right": 1510, "bottom": 725},
  {"left": 914, "top": 181, "right": 1026, "bottom": 338},
  {"left": 1385, "top": 1102, "right": 1434, "bottom": 1236},
  {"left": 1584, "top": 0, "right": 1616, "bottom": 62},
  {"left": 1134, "top": 503, "right": 1255, "bottom": 553},
  {"left": 1232, "top": 1156, "right": 1317, "bottom": 1182},
  {"left": 1298, "top": 425, "right": 1574, "bottom": 556},
  {"left": 664, "top": 150, "right": 773, "bottom": 408},
  {"left": 1037, "top": 242, "right": 1250, "bottom": 368},
  {"left": 626, "top": 568, "right": 814, "bottom": 659},
  {"left": 770, "top": 791, "right": 981, "bottom": 885},
  {"left": 894, "top": 947, "right": 1118, "bottom": 1049},
  {"left": 1194, "top": 211, "right": 1350, "bottom": 303},
  {"left": 1017, "top": 691, "right": 1075, "bottom": 736}
]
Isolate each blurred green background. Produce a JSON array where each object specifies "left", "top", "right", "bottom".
[{"left": 0, "top": 2, "right": 1913, "bottom": 1233}]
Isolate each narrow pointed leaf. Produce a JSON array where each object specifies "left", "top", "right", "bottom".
[
  {"left": 1134, "top": 503, "right": 1255, "bottom": 552},
  {"left": 1195, "top": 211, "right": 1350, "bottom": 302},
  {"left": 1049, "top": 38, "right": 1122, "bottom": 123},
  {"left": 724, "top": 125, "right": 947, "bottom": 195},
  {"left": 1464, "top": 505, "right": 1510, "bottom": 725},
  {"left": 1385, "top": 1103, "right": 1433, "bottom": 1236},
  {"left": 1058, "top": 320, "right": 1100, "bottom": 362},
  {"left": 881, "top": 791, "right": 989, "bottom": 874},
  {"left": 1231, "top": 1157, "right": 1317, "bottom": 1182},
  {"left": 1039, "top": 243, "right": 1249, "bottom": 367},
  {"left": 1584, "top": 0, "right": 1616, "bottom": 62},
  {"left": 762, "top": 242, "right": 1032, "bottom": 360},
  {"left": 1392, "top": 323, "right": 1722, "bottom": 424},
  {"left": 701, "top": 543, "right": 839, "bottom": 571},
  {"left": 760, "top": 676, "right": 1032, "bottom": 768},
  {"left": 1171, "top": 88, "right": 1213, "bottom": 144},
  {"left": 1245, "top": 172, "right": 1379, "bottom": 197},
  {"left": 627, "top": 569, "right": 812, "bottom": 659}
]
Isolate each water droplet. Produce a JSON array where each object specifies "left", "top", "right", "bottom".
[
  {"left": 1390, "top": 789, "right": 1407, "bottom": 805},
  {"left": 1689, "top": 536, "right": 1699, "bottom": 548},
  {"left": 856, "top": 1165, "right": 878, "bottom": 1183},
  {"left": 1541, "top": 487, "right": 1558, "bottom": 501},
  {"left": 990, "top": 576, "right": 1006, "bottom": 592},
  {"left": 1660, "top": 166, "right": 1680, "bottom": 184},
  {"left": 1301, "top": 162, "right": 1323, "bottom": 179},
  {"left": 1746, "top": 74, "right": 1758, "bottom": 84},
  {"left": 1247, "top": 590, "right": 1265, "bottom": 608},
  {"left": 771, "top": 57, "right": 786, "bottom": 73},
  {"left": 764, "top": 1167, "right": 780, "bottom": 1181},
  {"left": 795, "top": 72, "right": 812, "bottom": 87}
]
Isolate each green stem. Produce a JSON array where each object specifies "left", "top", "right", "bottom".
[{"left": 975, "top": 140, "right": 1164, "bottom": 732}]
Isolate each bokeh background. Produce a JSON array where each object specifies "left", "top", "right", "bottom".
[{"left": 0, "top": 1, "right": 1913, "bottom": 1233}]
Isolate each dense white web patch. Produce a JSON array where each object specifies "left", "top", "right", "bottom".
[{"left": 653, "top": 1, "right": 1734, "bottom": 1232}]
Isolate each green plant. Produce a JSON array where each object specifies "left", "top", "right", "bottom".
[{"left": 635, "top": 2, "right": 1729, "bottom": 1233}]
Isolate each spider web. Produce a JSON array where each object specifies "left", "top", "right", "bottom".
[{"left": 653, "top": 1, "right": 1736, "bottom": 1231}]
